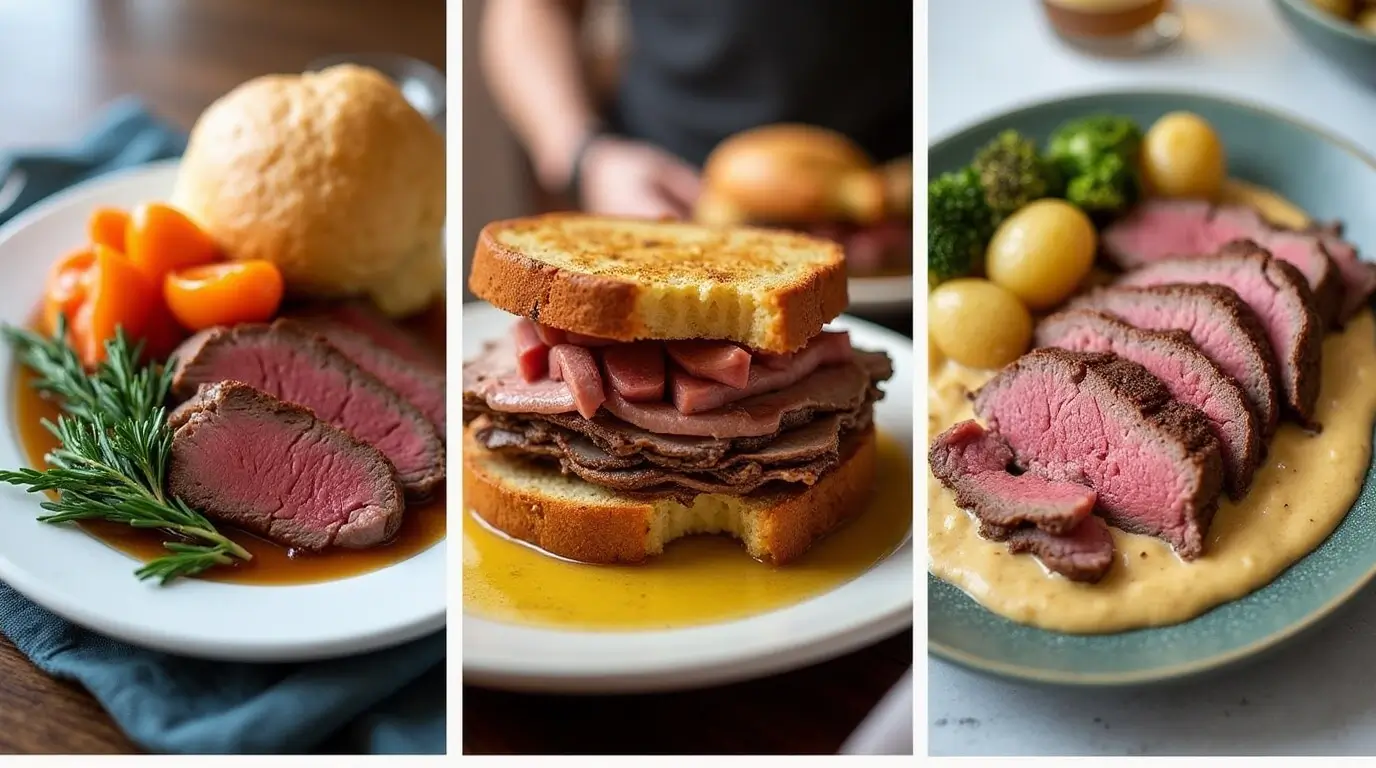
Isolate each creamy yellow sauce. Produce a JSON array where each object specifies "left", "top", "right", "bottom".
[
  {"left": 464, "top": 434, "right": 913, "bottom": 630},
  {"left": 928, "top": 182, "right": 1376, "bottom": 634}
]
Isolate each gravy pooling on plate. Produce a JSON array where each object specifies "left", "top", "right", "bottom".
[
  {"left": 928, "top": 181, "right": 1376, "bottom": 634},
  {"left": 9, "top": 302, "right": 448, "bottom": 586},
  {"left": 464, "top": 433, "right": 912, "bottom": 630}
]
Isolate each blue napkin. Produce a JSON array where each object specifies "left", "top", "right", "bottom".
[{"left": 0, "top": 99, "right": 446, "bottom": 755}]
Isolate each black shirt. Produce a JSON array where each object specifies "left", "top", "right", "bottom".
[{"left": 611, "top": 0, "right": 913, "bottom": 169}]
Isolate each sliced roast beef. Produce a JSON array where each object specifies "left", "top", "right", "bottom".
[
  {"left": 168, "top": 381, "right": 404, "bottom": 551},
  {"left": 1068, "top": 284, "right": 1280, "bottom": 437},
  {"left": 1102, "top": 200, "right": 1344, "bottom": 327},
  {"left": 1312, "top": 233, "right": 1376, "bottom": 321},
  {"left": 294, "top": 314, "right": 448, "bottom": 439},
  {"left": 668, "top": 331, "right": 854, "bottom": 414},
  {"left": 1116, "top": 240, "right": 1323, "bottom": 426},
  {"left": 291, "top": 300, "right": 440, "bottom": 368},
  {"left": 465, "top": 333, "right": 891, "bottom": 439},
  {"left": 548, "top": 344, "right": 605, "bottom": 418},
  {"left": 994, "top": 515, "right": 1116, "bottom": 584},
  {"left": 929, "top": 420, "right": 1097, "bottom": 535},
  {"left": 666, "top": 341, "right": 751, "bottom": 388},
  {"left": 170, "top": 320, "right": 446, "bottom": 498},
  {"left": 1035, "top": 309, "right": 1262, "bottom": 498},
  {"left": 601, "top": 342, "right": 666, "bottom": 401},
  {"left": 974, "top": 349, "right": 1224, "bottom": 559},
  {"left": 607, "top": 351, "right": 890, "bottom": 438}
]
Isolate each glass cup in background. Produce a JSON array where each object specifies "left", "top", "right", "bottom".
[{"left": 1040, "top": 0, "right": 1184, "bottom": 56}]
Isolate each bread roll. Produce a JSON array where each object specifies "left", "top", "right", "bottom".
[
  {"left": 696, "top": 124, "right": 885, "bottom": 226},
  {"left": 172, "top": 64, "right": 445, "bottom": 317}
]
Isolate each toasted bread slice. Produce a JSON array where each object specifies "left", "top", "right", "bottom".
[
  {"left": 468, "top": 214, "right": 848, "bottom": 353},
  {"left": 462, "top": 424, "right": 877, "bottom": 565}
]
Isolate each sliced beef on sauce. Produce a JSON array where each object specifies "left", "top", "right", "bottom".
[
  {"left": 168, "top": 381, "right": 404, "bottom": 551},
  {"left": 974, "top": 349, "right": 1224, "bottom": 560},
  {"left": 1311, "top": 233, "right": 1376, "bottom": 321},
  {"left": 170, "top": 320, "right": 446, "bottom": 498},
  {"left": 1102, "top": 200, "right": 1344, "bottom": 327},
  {"left": 1115, "top": 240, "right": 1323, "bottom": 427},
  {"left": 996, "top": 516, "right": 1116, "bottom": 584},
  {"left": 294, "top": 313, "right": 448, "bottom": 439},
  {"left": 1068, "top": 284, "right": 1281, "bottom": 437},
  {"left": 1035, "top": 309, "right": 1262, "bottom": 498},
  {"left": 929, "top": 420, "right": 1098, "bottom": 536}
]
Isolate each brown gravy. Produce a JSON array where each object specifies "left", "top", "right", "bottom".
[{"left": 7, "top": 302, "right": 448, "bottom": 586}]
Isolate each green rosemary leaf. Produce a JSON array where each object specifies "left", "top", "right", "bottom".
[{"left": 0, "top": 321, "right": 251, "bottom": 582}]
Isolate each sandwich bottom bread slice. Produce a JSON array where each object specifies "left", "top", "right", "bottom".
[
  {"left": 461, "top": 213, "right": 894, "bottom": 565},
  {"left": 463, "top": 425, "right": 878, "bottom": 565}
]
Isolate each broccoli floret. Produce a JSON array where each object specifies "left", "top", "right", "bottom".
[
  {"left": 1046, "top": 114, "right": 1143, "bottom": 176},
  {"left": 1064, "top": 153, "right": 1140, "bottom": 218},
  {"left": 973, "top": 130, "right": 1055, "bottom": 219},
  {"left": 928, "top": 167, "right": 994, "bottom": 288},
  {"left": 1046, "top": 114, "right": 1144, "bottom": 219}
]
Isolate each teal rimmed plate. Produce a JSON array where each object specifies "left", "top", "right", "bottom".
[{"left": 928, "top": 90, "right": 1376, "bottom": 686}]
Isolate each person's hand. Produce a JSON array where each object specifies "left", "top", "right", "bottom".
[{"left": 578, "top": 136, "right": 702, "bottom": 219}]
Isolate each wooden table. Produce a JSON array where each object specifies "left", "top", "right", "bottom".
[
  {"left": 463, "top": 630, "right": 913, "bottom": 755},
  {"left": 0, "top": 0, "right": 444, "bottom": 754}
]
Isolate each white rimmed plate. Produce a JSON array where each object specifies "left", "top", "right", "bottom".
[
  {"left": 461, "top": 301, "right": 914, "bottom": 693},
  {"left": 0, "top": 161, "right": 445, "bottom": 662}
]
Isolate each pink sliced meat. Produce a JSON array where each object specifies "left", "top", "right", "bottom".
[
  {"left": 548, "top": 344, "right": 606, "bottom": 419},
  {"left": 755, "top": 352, "right": 795, "bottom": 370},
  {"left": 666, "top": 341, "right": 751, "bottom": 388},
  {"left": 512, "top": 319, "right": 549, "bottom": 383},
  {"left": 534, "top": 324, "right": 567, "bottom": 346},
  {"left": 601, "top": 342, "right": 666, "bottom": 401},
  {"left": 670, "top": 331, "right": 854, "bottom": 414}
]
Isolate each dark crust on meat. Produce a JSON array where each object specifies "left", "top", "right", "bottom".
[
  {"left": 1035, "top": 308, "right": 1263, "bottom": 499},
  {"left": 1004, "top": 516, "right": 1115, "bottom": 583},
  {"left": 1306, "top": 240, "right": 1345, "bottom": 331},
  {"left": 168, "top": 381, "right": 405, "bottom": 550},
  {"left": 1070, "top": 283, "right": 1282, "bottom": 438},
  {"left": 928, "top": 422, "right": 1091, "bottom": 536},
  {"left": 1215, "top": 240, "right": 1324, "bottom": 427},
  {"left": 974, "top": 348, "right": 1223, "bottom": 559},
  {"left": 169, "top": 320, "right": 446, "bottom": 499}
]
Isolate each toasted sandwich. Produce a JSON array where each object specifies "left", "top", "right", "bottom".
[{"left": 461, "top": 214, "right": 894, "bottom": 565}]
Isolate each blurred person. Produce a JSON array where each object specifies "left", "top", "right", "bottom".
[{"left": 480, "top": 0, "right": 913, "bottom": 220}]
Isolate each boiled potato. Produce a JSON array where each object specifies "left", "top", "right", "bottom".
[
  {"left": 1142, "top": 112, "right": 1226, "bottom": 200},
  {"left": 928, "top": 333, "right": 945, "bottom": 371},
  {"left": 985, "top": 199, "right": 1096, "bottom": 311},
  {"left": 928, "top": 279, "right": 1032, "bottom": 370}
]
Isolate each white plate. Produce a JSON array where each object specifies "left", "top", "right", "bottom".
[
  {"left": 848, "top": 275, "right": 914, "bottom": 317},
  {"left": 461, "top": 301, "right": 915, "bottom": 693},
  {"left": 0, "top": 161, "right": 445, "bottom": 662}
]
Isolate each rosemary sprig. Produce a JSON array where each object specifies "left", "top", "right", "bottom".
[{"left": 0, "top": 320, "right": 251, "bottom": 583}]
